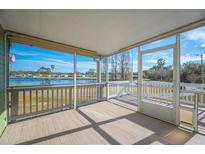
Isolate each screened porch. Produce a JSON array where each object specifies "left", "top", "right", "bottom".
[{"left": 0, "top": 10, "right": 205, "bottom": 144}]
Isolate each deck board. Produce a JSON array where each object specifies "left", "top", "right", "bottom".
[{"left": 0, "top": 100, "right": 205, "bottom": 145}]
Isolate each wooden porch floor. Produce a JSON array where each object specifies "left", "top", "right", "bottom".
[{"left": 0, "top": 100, "right": 205, "bottom": 145}]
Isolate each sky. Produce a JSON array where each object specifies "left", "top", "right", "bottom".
[
  {"left": 10, "top": 26, "right": 205, "bottom": 73},
  {"left": 9, "top": 43, "right": 96, "bottom": 73},
  {"left": 140, "top": 26, "right": 205, "bottom": 71}
]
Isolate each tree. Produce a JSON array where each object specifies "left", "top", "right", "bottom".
[
  {"left": 37, "top": 67, "right": 52, "bottom": 75},
  {"left": 101, "top": 58, "right": 107, "bottom": 82},
  {"left": 111, "top": 55, "right": 118, "bottom": 80},
  {"left": 51, "top": 65, "right": 55, "bottom": 72},
  {"left": 181, "top": 62, "right": 201, "bottom": 83},
  {"left": 118, "top": 52, "right": 131, "bottom": 80},
  {"left": 143, "top": 58, "right": 173, "bottom": 82},
  {"left": 86, "top": 69, "right": 96, "bottom": 77},
  {"left": 157, "top": 58, "right": 166, "bottom": 81}
]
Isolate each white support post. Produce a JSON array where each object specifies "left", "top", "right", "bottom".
[
  {"left": 138, "top": 47, "right": 142, "bottom": 112},
  {"left": 175, "top": 34, "right": 180, "bottom": 125},
  {"left": 131, "top": 50, "right": 134, "bottom": 84},
  {"left": 105, "top": 57, "right": 109, "bottom": 100},
  {"left": 73, "top": 51, "right": 77, "bottom": 109},
  {"left": 96, "top": 58, "right": 101, "bottom": 101},
  {"left": 4, "top": 32, "right": 8, "bottom": 125},
  {"left": 96, "top": 58, "right": 101, "bottom": 83}
]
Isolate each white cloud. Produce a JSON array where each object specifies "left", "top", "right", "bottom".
[
  {"left": 41, "top": 57, "right": 73, "bottom": 66},
  {"left": 144, "top": 54, "right": 170, "bottom": 64},
  {"left": 149, "top": 40, "right": 162, "bottom": 45},
  {"left": 143, "top": 66, "right": 152, "bottom": 70},
  {"left": 132, "top": 60, "right": 138, "bottom": 66},
  {"left": 185, "top": 27, "right": 205, "bottom": 43},
  {"left": 77, "top": 61, "right": 96, "bottom": 69},
  {"left": 200, "top": 43, "right": 205, "bottom": 48},
  {"left": 181, "top": 53, "right": 205, "bottom": 64},
  {"left": 10, "top": 49, "right": 38, "bottom": 56},
  {"left": 145, "top": 59, "right": 157, "bottom": 63},
  {"left": 16, "top": 59, "right": 73, "bottom": 68}
]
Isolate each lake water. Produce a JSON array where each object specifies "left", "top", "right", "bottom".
[{"left": 9, "top": 78, "right": 96, "bottom": 86}]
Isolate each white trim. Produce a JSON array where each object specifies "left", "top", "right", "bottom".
[
  {"left": 139, "top": 43, "right": 177, "bottom": 124},
  {"left": 175, "top": 34, "right": 180, "bottom": 125},
  {"left": 141, "top": 44, "right": 175, "bottom": 55},
  {"left": 105, "top": 57, "right": 109, "bottom": 100},
  {"left": 138, "top": 47, "right": 142, "bottom": 112},
  {"left": 4, "top": 31, "right": 8, "bottom": 125},
  {"left": 96, "top": 59, "right": 101, "bottom": 83},
  {"left": 73, "top": 51, "right": 77, "bottom": 109}
]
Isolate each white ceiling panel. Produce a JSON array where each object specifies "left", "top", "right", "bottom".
[{"left": 0, "top": 10, "right": 205, "bottom": 55}]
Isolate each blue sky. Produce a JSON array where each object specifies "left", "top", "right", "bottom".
[
  {"left": 141, "top": 26, "right": 205, "bottom": 70},
  {"left": 10, "top": 43, "right": 96, "bottom": 73},
  {"left": 10, "top": 26, "right": 205, "bottom": 73}
]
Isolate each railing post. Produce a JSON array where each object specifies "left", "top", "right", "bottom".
[
  {"left": 73, "top": 51, "right": 77, "bottom": 109},
  {"left": 117, "top": 84, "right": 119, "bottom": 97},
  {"left": 69, "top": 87, "right": 72, "bottom": 107},
  {"left": 193, "top": 93, "right": 198, "bottom": 132}
]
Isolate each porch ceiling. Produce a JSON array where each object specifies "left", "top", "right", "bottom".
[{"left": 0, "top": 9, "right": 205, "bottom": 56}]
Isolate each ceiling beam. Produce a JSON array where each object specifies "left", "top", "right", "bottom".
[{"left": 6, "top": 30, "right": 100, "bottom": 58}]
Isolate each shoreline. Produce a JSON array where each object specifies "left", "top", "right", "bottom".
[{"left": 9, "top": 77, "right": 96, "bottom": 80}]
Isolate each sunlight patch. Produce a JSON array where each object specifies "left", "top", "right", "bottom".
[{"left": 100, "top": 118, "right": 154, "bottom": 144}]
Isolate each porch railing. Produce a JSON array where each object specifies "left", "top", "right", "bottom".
[
  {"left": 7, "top": 81, "right": 205, "bottom": 122},
  {"left": 141, "top": 82, "right": 175, "bottom": 107},
  {"left": 76, "top": 83, "right": 107, "bottom": 106},
  {"left": 108, "top": 81, "right": 138, "bottom": 98},
  {"left": 108, "top": 81, "right": 205, "bottom": 107},
  {"left": 7, "top": 83, "right": 106, "bottom": 122},
  {"left": 180, "top": 83, "right": 205, "bottom": 107}
]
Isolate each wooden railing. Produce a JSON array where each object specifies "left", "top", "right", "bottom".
[
  {"left": 108, "top": 81, "right": 205, "bottom": 107},
  {"left": 142, "top": 82, "right": 174, "bottom": 103},
  {"left": 76, "top": 83, "right": 107, "bottom": 106},
  {"left": 7, "top": 83, "right": 106, "bottom": 121},
  {"left": 141, "top": 82, "right": 205, "bottom": 107},
  {"left": 7, "top": 81, "right": 205, "bottom": 122},
  {"left": 108, "top": 81, "right": 137, "bottom": 98},
  {"left": 180, "top": 83, "right": 205, "bottom": 107}
]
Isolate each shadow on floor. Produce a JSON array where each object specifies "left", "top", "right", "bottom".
[{"left": 16, "top": 102, "right": 195, "bottom": 145}]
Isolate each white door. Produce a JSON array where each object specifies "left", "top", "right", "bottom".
[{"left": 138, "top": 44, "right": 179, "bottom": 124}]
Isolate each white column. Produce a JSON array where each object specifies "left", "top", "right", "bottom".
[
  {"left": 105, "top": 57, "right": 109, "bottom": 100},
  {"left": 175, "top": 34, "right": 180, "bottom": 125},
  {"left": 96, "top": 58, "right": 101, "bottom": 83},
  {"left": 73, "top": 51, "right": 77, "bottom": 109},
  {"left": 4, "top": 32, "right": 8, "bottom": 125},
  {"left": 138, "top": 47, "right": 142, "bottom": 112},
  {"left": 96, "top": 58, "right": 101, "bottom": 101}
]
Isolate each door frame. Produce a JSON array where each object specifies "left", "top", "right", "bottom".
[{"left": 137, "top": 37, "right": 180, "bottom": 125}]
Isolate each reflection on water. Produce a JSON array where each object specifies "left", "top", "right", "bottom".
[{"left": 9, "top": 78, "right": 96, "bottom": 86}]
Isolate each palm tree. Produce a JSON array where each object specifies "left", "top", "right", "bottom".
[{"left": 51, "top": 65, "right": 55, "bottom": 73}]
